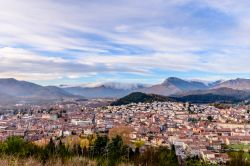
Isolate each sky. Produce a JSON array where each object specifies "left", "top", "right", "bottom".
[{"left": 0, "top": 0, "right": 250, "bottom": 85}]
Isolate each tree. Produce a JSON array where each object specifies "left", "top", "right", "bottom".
[
  {"left": 0, "top": 136, "right": 40, "bottom": 158},
  {"left": 64, "top": 135, "right": 80, "bottom": 150},
  {"left": 87, "top": 134, "right": 97, "bottom": 145},
  {"left": 56, "top": 139, "right": 70, "bottom": 160},
  {"left": 135, "top": 146, "right": 178, "bottom": 166},
  {"left": 134, "top": 139, "right": 145, "bottom": 148},
  {"left": 207, "top": 116, "right": 213, "bottom": 122},
  {"left": 80, "top": 138, "right": 89, "bottom": 149},
  {"left": 107, "top": 135, "right": 128, "bottom": 166},
  {"left": 90, "top": 135, "right": 108, "bottom": 157},
  {"left": 108, "top": 126, "right": 132, "bottom": 145},
  {"left": 185, "top": 156, "right": 204, "bottom": 166},
  {"left": 46, "top": 138, "right": 56, "bottom": 156},
  {"left": 79, "top": 138, "right": 90, "bottom": 155}
]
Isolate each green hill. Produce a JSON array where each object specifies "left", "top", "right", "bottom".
[
  {"left": 111, "top": 91, "right": 245, "bottom": 106},
  {"left": 110, "top": 92, "right": 175, "bottom": 106}
]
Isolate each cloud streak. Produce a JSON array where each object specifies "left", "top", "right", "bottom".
[{"left": 0, "top": 0, "right": 250, "bottom": 83}]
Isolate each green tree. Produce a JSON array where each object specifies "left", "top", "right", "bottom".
[
  {"left": 1, "top": 136, "right": 39, "bottom": 157},
  {"left": 56, "top": 139, "right": 70, "bottom": 159},
  {"left": 90, "top": 135, "right": 108, "bottom": 157},
  {"left": 135, "top": 146, "right": 178, "bottom": 166},
  {"left": 107, "top": 135, "right": 128, "bottom": 166},
  {"left": 207, "top": 116, "right": 213, "bottom": 122},
  {"left": 46, "top": 138, "right": 56, "bottom": 156}
]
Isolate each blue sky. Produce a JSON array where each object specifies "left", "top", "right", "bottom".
[{"left": 0, "top": 0, "right": 250, "bottom": 85}]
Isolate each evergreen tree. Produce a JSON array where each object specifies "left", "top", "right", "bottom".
[
  {"left": 90, "top": 135, "right": 108, "bottom": 157},
  {"left": 107, "top": 135, "right": 127, "bottom": 166},
  {"left": 46, "top": 138, "right": 56, "bottom": 156},
  {"left": 57, "top": 139, "right": 70, "bottom": 159}
]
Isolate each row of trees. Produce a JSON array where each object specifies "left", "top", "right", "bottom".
[{"left": 0, "top": 135, "right": 179, "bottom": 166}]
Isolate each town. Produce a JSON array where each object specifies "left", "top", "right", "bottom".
[{"left": 1, "top": 100, "right": 250, "bottom": 165}]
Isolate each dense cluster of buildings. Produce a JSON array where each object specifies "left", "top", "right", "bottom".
[{"left": 1, "top": 100, "right": 250, "bottom": 164}]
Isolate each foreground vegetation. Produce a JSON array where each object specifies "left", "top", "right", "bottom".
[
  {"left": 1, "top": 135, "right": 250, "bottom": 165},
  {"left": 0, "top": 156, "right": 96, "bottom": 166},
  {"left": 227, "top": 151, "right": 250, "bottom": 166},
  {"left": 0, "top": 135, "right": 178, "bottom": 166}
]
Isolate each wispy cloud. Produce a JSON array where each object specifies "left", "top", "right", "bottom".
[
  {"left": 0, "top": 47, "right": 143, "bottom": 80},
  {"left": 0, "top": 0, "right": 250, "bottom": 84}
]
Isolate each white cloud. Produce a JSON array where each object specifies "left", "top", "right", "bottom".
[
  {"left": 0, "top": 0, "right": 250, "bottom": 83},
  {"left": 0, "top": 47, "right": 143, "bottom": 80}
]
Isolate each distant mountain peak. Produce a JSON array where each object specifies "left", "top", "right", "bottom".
[
  {"left": 164, "top": 76, "right": 182, "bottom": 81},
  {"left": 213, "top": 78, "right": 250, "bottom": 90},
  {"left": 0, "top": 78, "right": 78, "bottom": 104},
  {"left": 166, "top": 77, "right": 181, "bottom": 81},
  {"left": 162, "top": 77, "right": 208, "bottom": 90},
  {"left": 162, "top": 77, "right": 183, "bottom": 85},
  {"left": 0, "top": 78, "right": 18, "bottom": 82}
]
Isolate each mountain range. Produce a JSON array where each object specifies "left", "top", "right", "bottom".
[
  {"left": 1, "top": 77, "right": 250, "bottom": 105},
  {"left": 0, "top": 78, "right": 78, "bottom": 105},
  {"left": 62, "top": 83, "right": 146, "bottom": 98},
  {"left": 139, "top": 77, "right": 210, "bottom": 96}
]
